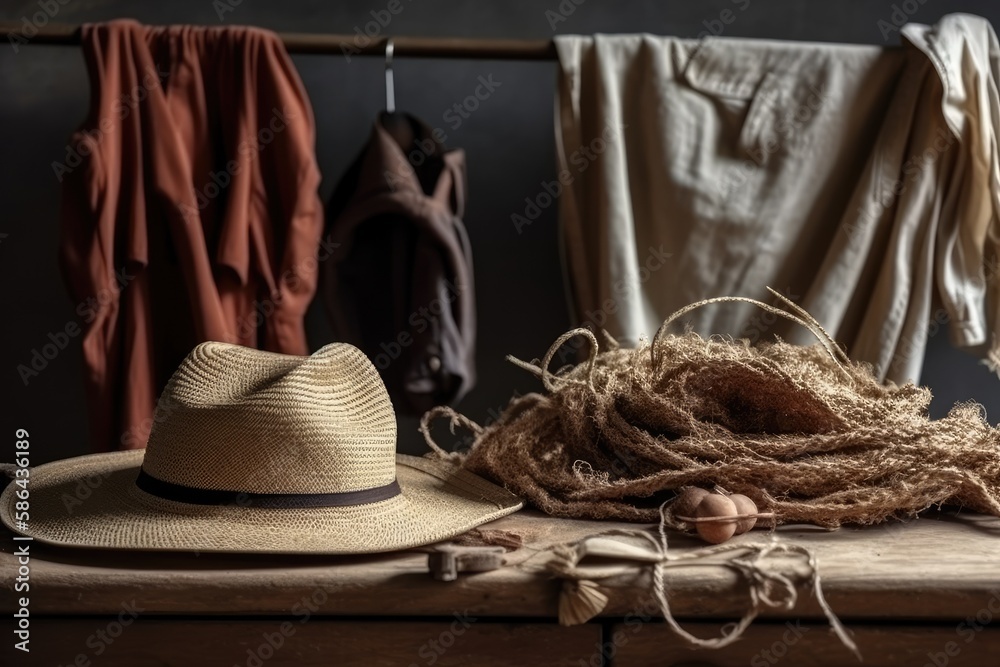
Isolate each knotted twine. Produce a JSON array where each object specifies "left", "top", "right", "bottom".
[
  {"left": 545, "top": 502, "right": 860, "bottom": 660},
  {"left": 421, "top": 289, "right": 1000, "bottom": 526}
]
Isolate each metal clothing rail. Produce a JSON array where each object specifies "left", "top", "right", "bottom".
[{"left": 0, "top": 20, "right": 558, "bottom": 60}]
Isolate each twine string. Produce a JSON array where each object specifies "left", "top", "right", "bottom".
[{"left": 548, "top": 502, "right": 861, "bottom": 660}]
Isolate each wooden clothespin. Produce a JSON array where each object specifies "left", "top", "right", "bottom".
[{"left": 427, "top": 544, "right": 505, "bottom": 581}]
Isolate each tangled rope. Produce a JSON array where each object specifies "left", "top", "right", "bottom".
[{"left": 421, "top": 290, "right": 1000, "bottom": 526}]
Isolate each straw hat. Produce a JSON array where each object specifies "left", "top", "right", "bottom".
[{"left": 0, "top": 342, "right": 522, "bottom": 553}]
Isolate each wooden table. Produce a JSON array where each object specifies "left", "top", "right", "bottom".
[{"left": 3, "top": 510, "right": 999, "bottom": 666}]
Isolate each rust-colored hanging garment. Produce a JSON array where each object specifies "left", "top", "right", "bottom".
[{"left": 59, "top": 20, "right": 322, "bottom": 451}]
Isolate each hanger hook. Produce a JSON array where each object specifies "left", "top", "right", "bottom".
[{"left": 385, "top": 38, "right": 395, "bottom": 113}]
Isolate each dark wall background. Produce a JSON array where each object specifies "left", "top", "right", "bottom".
[{"left": 2, "top": 0, "right": 999, "bottom": 464}]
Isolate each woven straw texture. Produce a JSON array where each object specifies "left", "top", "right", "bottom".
[
  {"left": 144, "top": 342, "right": 398, "bottom": 493},
  {"left": 423, "top": 296, "right": 1000, "bottom": 527},
  {"left": 0, "top": 342, "right": 522, "bottom": 553}
]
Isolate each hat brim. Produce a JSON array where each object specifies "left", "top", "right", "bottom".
[{"left": 0, "top": 451, "right": 522, "bottom": 554}]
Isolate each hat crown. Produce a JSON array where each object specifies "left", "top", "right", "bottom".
[{"left": 142, "top": 342, "right": 397, "bottom": 494}]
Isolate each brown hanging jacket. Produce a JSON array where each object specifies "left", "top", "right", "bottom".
[{"left": 322, "top": 112, "right": 476, "bottom": 416}]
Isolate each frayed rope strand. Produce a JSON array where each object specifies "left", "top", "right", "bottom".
[
  {"left": 419, "top": 405, "right": 482, "bottom": 462},
  {"left": 651, "top": 290, "right": 851, "bottom": 378}
]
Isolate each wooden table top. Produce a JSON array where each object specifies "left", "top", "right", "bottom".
[{"left": 3, "top": 510, "right": 999, "bottom": 620}]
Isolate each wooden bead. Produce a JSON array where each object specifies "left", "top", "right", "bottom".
[
  {"left": 695, "top": 494, "right": 738, "bottom": 544},
  {"left": 672, "top": 487, "right": 710, "bottom": 527},
  {"left": 729, "top": 494, "right": 758, "bottom": 535}
]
